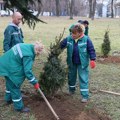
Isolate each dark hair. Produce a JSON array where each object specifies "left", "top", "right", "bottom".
[
  {"left": 78, "top": 20, "right": 83, "bottom": 24},
  {"left": 83, "top": 20, "right": 89, "bottom": 25}
]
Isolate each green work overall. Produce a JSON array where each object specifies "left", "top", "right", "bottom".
[
  {"left": 3, "top": 23, "right": 24, "bottom": 52},
  {"left": 0, "top": 43, "right": 38, "bottom": 110},
  {"left": 66, "top": 36, "right": 89, "bottom": 99}
]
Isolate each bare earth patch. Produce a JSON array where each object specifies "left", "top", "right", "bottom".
[
  {"left": 23, "top": 92, "right": 111, "bottom": 120},
  {"left": 1, "top": 55, "right": 119, "bottom": 120},
  {"left": 97, "top": 55, "right": 120, "bottom": 64},
  {"left": 0, "top": 79, "right": 111, "bottom": 120}
]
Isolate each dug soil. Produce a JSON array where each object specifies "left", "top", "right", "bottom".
[
  {"left": 97, "top": 55, "right": 120, "bottom": 64},
  {"left": 0, "top": 80, "right": 111, "bottom": 120},
  {"left": 23, "top": 92, "right": 111, "bottom": 120},
  {"left": 1, "top": 55, "right": 119, "bottom": 120},
  {"left": 24, "top": 55, "right": 120, "bottom": 120}
]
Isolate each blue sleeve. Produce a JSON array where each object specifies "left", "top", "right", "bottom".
[
  {"left": 60, "top": 38, "right": 67, "bottom": 49},
  {"left": 87, "top": 37, "right": 96, "bottom": 60}
]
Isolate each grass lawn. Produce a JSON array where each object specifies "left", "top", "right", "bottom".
[{"left": 0, "top": 16, "right": 120, "bottom": 120}]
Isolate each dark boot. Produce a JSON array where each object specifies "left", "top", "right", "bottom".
[
  {"left": 6, "top": 100, "right": 13, "bottom": 105},
  {"left": 16, "top": 107, "right": 30, "bottom": 113}
]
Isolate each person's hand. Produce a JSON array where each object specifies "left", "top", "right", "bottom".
[
  {"left": 90, "top": 60, "right": 96, "bottom": 69},
  {"left": 34, "top": 83, "right": 40, "bottom": 90}
]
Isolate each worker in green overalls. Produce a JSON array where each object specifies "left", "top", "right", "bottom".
[
  {"left": 61, "top": 24, "right": 96, "bottom": 103},
  {"left": 0, "top": 43, "right": 43, "bottom": 112},
  {"left": 3, "top": 12, "right": 24, "bottom": 52},
  {"left": 3, "top": 12, "right": 25, "bottom": 97}
]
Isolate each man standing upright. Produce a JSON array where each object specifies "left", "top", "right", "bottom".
[
  {"left": 3, "top": 12, "right": 24, "bottom": 100},
  {"left": 3, "top": 12, "right": 24, "bottom": 52}
]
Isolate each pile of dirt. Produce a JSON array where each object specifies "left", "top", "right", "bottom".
[
  {"left": 23, "top": 92, "right": 111, "bottom": 120},
  {"left": 97, "top": 55, "right": 120, "bottom": 64}
]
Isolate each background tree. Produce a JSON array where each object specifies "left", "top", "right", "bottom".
[
  {"left": 69, "top": 0, "right": 75, "bottom": 19},
  {"left": 111, "top": 0, "right": 114, "bottom": 18},
  {"left": 89, "top": 0, "right": 97, "bottom": 20},
  {"left": 101, "top": 29, "right": 111, "bottom": 57},
  {"left": 97, "top": 3, "right": 103, "bottom": 17},
  {"left": 55, "top": 0, "right": 60, "bottom": 16},
  {"left": 28, "top": 0, "right": 42, "bottom": 17},
  {"left": 3, "top": 0, "right": 45, "bottom": 29}
]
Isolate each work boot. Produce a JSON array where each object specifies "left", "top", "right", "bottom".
[
  {"left": 6, "top": 100, "right": 13, "bottom": 105},
  {"left": 22, "top": 94, "right": 28, "bottom": 98},
  {"left": 81, "top": 98, "right": 88, "bottom": 103},
  {"left": 69, "top": 91, "right": 75, "bottom": 95},
  {"left": 21, "top": 90, "right": 28, "bottom": 98},
  {"left": 16, "top": 107, "right": 30, "bottom": 113},
  {"left": 69, "top": 89, "right": 75, "bottom": 95}
]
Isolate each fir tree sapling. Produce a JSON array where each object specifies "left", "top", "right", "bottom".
[
  {"left": 101, "top": 29, "right": 111, "bottom": 57},
  {"left": 39, "top": 29, "right": 67, "bottom": 97}
]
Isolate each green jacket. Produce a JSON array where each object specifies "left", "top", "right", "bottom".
[
  {"left": 0, "top": 43, "right": 37, "bottom": 87},
  {"left": 3, "top": 23, "right": 24, "bottom": 52},
  {"left": 84, "top": 27, "right": 89, "bottom": 36},
  {"left": 66, "top": 35, "right": 89, "bottom": 68}
]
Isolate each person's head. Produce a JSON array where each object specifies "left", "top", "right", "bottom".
[
  {"left": 78, "top": 20, "right": 83, "bottom": 24},
  {"left": 34, "top": 42, "right": 44, "bottom": 56},
  {"left": 82, "top": 20, "right": 89, "bottom": 27},
  {"left": 12, "top": 12, "right": 23, "bottom": 26},
  {"left": 71, "top": 24, "right": 85, "bottom": 39}
]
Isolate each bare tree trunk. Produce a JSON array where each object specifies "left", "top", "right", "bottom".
[
  {"left": 36, "top": 2, "right": 42, "bottom": 17},
  {"left": 28, "top": 0, "right": 42, "bottom": 17},
  {"left": 66, "top": 0, "right": 70, "bottom": 16},
  {"left": 69, "top": 0, "right": 74, "bottom": 19},
  {"left": 55, "top": 0, "right": 60, "bottom": 16},
  {"left": 92, "top": 0, "right": 96, "bottom": 20},
  {"left": 111, "top": 0, "right": 114, "bottom": 18},
  {"left": 89, "top": 0, "right": 96, "bottom": 20},
  {"left": 48, "top": 0, "right": 52, "bottom": 16},
  {"left": 89, "top": 0, "right": 92, "bottom": 18}
]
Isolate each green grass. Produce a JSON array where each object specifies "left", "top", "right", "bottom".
[
  {"left": 0, "top": 16, "right": 120, "bottom": 120},
  {"left": 89, "top": 63, "right": 120, "bottom": 120},
  {"left": 0, "top": 16, "right": 120, "bottom": 53}
]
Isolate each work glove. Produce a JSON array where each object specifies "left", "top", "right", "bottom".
[
  {"left": 90, "top": 60, "right": 96, "bottom": 69},
  {"left": 34, "top": 83, "right": 40, "bottom": 90}
]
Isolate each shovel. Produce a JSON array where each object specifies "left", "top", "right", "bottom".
[{"left": 38, "top": 88, "right": 60, "bottom": 120}]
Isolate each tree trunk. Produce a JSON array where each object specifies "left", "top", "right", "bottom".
[
  {"left": 66, "top": 0, "right": 70, "bottom": 16},
  {"left": 92, "top": 0, "right": 96, "bottom": 20},
  {"left": 111, "top": 0, "right": 114, "bottom": 18},
  {"left": 55, "top": 0, "right": 60, "bottom": 16},
  {"left": 69, "top": 0, "right": 74, "bottom": 19},
  {"left": 89, "top": 0, "right": 92, "bottom": 18},
  {"left": 89, "top": 0, "right": 96, "bottom": 20},
  {"left": 36, "top": 1, "right": 42, "bottom": 17}
]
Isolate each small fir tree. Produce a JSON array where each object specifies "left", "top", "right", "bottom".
[
  {"left": 39, "top": 29, "right": 66, "bottom": 97},
  {"left": 101, "top": 30, "right": 111, "bottom": 57}
]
